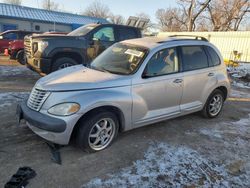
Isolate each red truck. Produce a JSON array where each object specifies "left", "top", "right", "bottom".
[
  {"left": 3, "top": 31, "right": 67, "bottom": 65},
  {"left": 4, "top": 40, "right": 27, "bottom": 64},
  {"left": 0, "top": 30, "right": 34, "bottom": 54}
]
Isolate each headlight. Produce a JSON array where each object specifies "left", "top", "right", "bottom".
[
  {"left": 37, "top": 41, "right": 48, "bottom": 52},
  {"left": 48, "top": 103, "right": 80, "bottom": 116}
]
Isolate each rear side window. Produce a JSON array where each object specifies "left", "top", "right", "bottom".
[
  {"left": 118, "top": 28, "right": 137, "bottom": 41},
  {"left": 181, "top": 46, "right": 209, "bottom": 71},
  {"left": 205, "top": 46, "right": 221, "bottom": 66}
]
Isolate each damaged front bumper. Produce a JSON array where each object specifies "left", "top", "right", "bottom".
[{"left": 16, "top": 101, "right": 69, "bottom": 144}]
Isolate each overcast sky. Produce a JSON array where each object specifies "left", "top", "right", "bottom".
[{"left": 1, "top": 0, "right": 177, "bottom": 22}]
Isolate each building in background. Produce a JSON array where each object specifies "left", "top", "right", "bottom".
[{"left": 0, "top": 3, "right": 109, "bottom": 33}]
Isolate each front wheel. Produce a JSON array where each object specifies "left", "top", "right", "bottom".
[
  {"left": 202, "top": 89, "right": 225, "bottom": 118},
  {"left": 76, "top": 111, "right": 119, "bottom": 152}
]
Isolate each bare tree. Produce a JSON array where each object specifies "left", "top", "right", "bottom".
[
  {"left": 207, "top": 0, "right": 250, "bottom": 31},
  {"left": 109, "top": 14, "right": 125, "bottom": 24},
  {"left": 156, "top": 7, "right": 187, "bottom": 31},
  {"left": 178, "top": 0, "right": 212, "bottom": 31},
  {"left": 3, "top": 0, "right": 22, "bottom": 5},
  {"left": 156, "top": 0, "right": 211, "bottom": 31},
  {"left": 42, "top": 0, "right": 59, "bottom": 11},
  {"left": 82, "top": 1, "right": 111, "bottom": 19}
]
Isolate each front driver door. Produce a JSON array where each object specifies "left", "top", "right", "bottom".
[
  {"left": 87, "top": 26, "right": 116, "bottom": 61},
  {"left": 132, "top": 47, "right": 183, "bottom": 128}
]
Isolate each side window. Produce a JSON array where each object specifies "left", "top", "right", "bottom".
[
  {"left": 181, "top": 46, "right": 209, "bottom": 71},
  {"left": 118, "top": 28, "right": 137, "bottom": 41},
  {"left": 144, "top": 48, "right": 179, "bottom": 77},
  {"left": 93, "top": 27, "right": 115, "bottom": 42},
  {"left": 206, "top": 46, "right": 221, "bottom": 66},
  {"left": 18, "top": 33, "right": 28, "bottom": 39},
  {"left": 3, "top": 32, "right": 17, "bottom": 40}
]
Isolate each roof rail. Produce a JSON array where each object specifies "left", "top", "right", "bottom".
[{"left": 168, "top": 35, "right": 208, "bottom": 42}]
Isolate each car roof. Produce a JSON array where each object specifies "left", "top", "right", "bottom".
[
  {"left": 121, "top": 36, "right": 209, "bottom": 49},
  {"left": 0, "top": 30, "right": 34, "bottom": 35}
]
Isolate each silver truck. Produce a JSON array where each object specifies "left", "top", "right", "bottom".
[{"left": 17, "top": 35, "right": 230, "bottom": 152}]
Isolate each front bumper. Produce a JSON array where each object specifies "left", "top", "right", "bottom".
[
  {"left": 17, "top": 101, "right": 74, "bottom": 145},
  {"left": 18, "top": 101, "right": 66, "bottom": 133},
  {"left": 26, "top": 56, "right": 52, "bottom": 76}
]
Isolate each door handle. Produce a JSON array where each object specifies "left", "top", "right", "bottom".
[
  {"left": 173, "top": 79, "right": 183, "bottom": 83},
  {"left": 208, "top": 72, "right": 214, "bottom": 77}
]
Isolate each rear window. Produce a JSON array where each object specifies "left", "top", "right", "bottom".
[
  {"left": 205, "top": 46, "right": 221, "bottom": 66},
  {"left": 181, "top": 46, "right": 209, "bottom": 71},
  {"left": 118, "top": 28, "right": 138, "bottom": 41}
]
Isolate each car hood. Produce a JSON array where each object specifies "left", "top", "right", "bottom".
[{"left": 36, "top": 65, "right": 131, "bottom": 91}]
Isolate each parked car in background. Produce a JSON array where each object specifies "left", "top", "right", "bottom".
[
  {"left": 17, "top": 36, "right": 230, "bottom": 152},
  {"left": 4, "top": 32, "right": 67, "bottom": 65},
  {"left": 0, "top": 30, "right": 34, "bottom": 54},
  {"left": 24, "top": 23, "right": 142, "bottom": 75}
]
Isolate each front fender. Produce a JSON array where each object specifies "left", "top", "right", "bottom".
[{"left": 41, "top": 86, "right": 132, "bottom": 131}]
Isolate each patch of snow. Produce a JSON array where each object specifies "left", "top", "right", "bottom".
[
  {"left": 230, "top": 89, "right": 250, "bottom": 98},
  {"left": 0, "top": 65, "right": 38, "bottom": 77},
  {"left": 0, "top": 92, "right": 29, "bottom": 109},
  {"left": 231, "top": 81, "right": 250, "bottom": 89},
  {"left": 228, "top": 63, "right": 250, "bottom": 76},
  {"left": 200, "top": 114, "right": 250, "bottom": 140},
  {"left": 200, "top": 129, "right": 222, "bottom": 138},
  {"left": 83, "top": 143, "right": 230, "bottom": 188}
]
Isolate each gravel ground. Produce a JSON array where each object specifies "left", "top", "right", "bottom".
[{"left": 0, "top": 57, "right": 249, "bottom": 188}]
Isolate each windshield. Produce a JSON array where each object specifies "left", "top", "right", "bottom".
[
  {"left": 91, "top": 43, "right": 148, "bottom": 75},
  {"left": 67, "top": 25, "right": 97, "bottom": 36}
]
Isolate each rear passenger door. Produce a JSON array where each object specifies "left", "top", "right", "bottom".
[{"left": 179, "top": 45, "right": 217, "bottom": 112}]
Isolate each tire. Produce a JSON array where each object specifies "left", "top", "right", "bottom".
[
  {"left": 76, "top": 111, "right": 119, "bottom": 152},
  {"left": 202, "top": 89, "right": 225, "bottom": 118},
  {"left": 52, "top": 57, "right": 78, "bottom": 72},
  {"left": 16, "top": 50, "right": 25, "bottom": 65}
]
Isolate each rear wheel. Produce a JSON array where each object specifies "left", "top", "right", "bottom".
[
  {"left": 52, "top": 57, "right": 78, "bottom": 72},
  {"left": 76, "top": 111, "right": 119, "bottom": 152},
  {"left": 202, "top": 89, "right": 225, "bottom": 118}
]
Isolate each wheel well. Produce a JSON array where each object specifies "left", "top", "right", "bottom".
[
  {"left": 70, "top": 106, "right": 125, "bottom": 142},
  {"left": 215, "top": 86, "right": 228, "bottom": 99},
  {"left": 52, "top": 52, "right": 83, "bottom": 65}
]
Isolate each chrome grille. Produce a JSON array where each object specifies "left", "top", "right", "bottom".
[
  {"left": 24, "top": 36, "right": 32, "bottom": 56},
  {"left": 27, "top": 88, "right": 50, "bottom": 111}
]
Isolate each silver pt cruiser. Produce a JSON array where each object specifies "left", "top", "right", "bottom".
[{"left": 18, "top": 36, "right": 230, "bottom": 152}]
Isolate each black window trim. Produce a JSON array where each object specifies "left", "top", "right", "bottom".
[
  {"left": 178, "top": 45, "right": 210, "bottom": 73},
  {"left": 203, "top": 45, "right": 222, "bottom": 67},
  {"left": 142, "top": 47, "right": 181, "bottom": 79}
]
